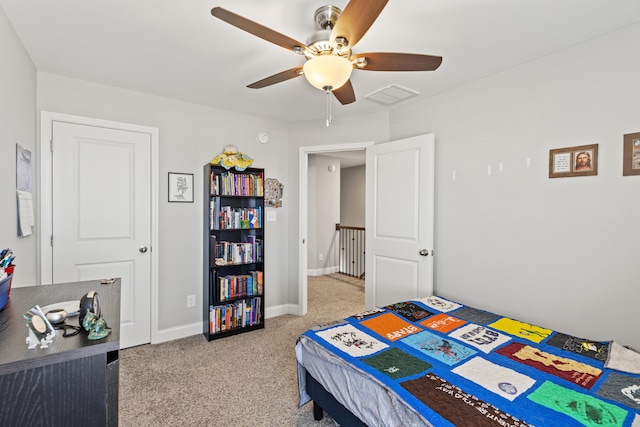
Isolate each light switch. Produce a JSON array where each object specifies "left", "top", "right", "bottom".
[{"left": 266, "top": 211, "right": 277, "bottom": 222}]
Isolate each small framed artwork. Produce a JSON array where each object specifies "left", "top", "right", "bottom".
[
  {"left": 623, "top": 132, "right": 640, "bottom": 176},
  {"left": 549, "top": 144, "right": 598, "bottom": 178},
  {"left": 168, "top": 172, "right": 194, "bottom": 202}
]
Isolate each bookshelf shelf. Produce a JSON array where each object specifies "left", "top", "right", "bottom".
[{"left": 203, "top": 164, "right": 265, "bottom": 341}]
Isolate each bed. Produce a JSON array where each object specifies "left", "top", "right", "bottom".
[{"left": 296, "top": 295, "right": 640, "bottom": 426}]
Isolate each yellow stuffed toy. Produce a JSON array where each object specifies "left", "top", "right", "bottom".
[{"left": 211, "top": 145, "right": 254, "bottom": 171}]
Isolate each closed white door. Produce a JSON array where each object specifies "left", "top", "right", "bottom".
[
  {"left": 365, "top": 134, "right": 435, "bottom": 309},
  {"left": 52, "top": 121, "right": 151, "bottom": 348}
]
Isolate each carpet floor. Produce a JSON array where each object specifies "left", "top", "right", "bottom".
[{"left": 119, "top": 274, "right": 364, "bottom": 426}]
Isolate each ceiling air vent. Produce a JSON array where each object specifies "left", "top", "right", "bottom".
[{"left": 363, "top": 84, "right": 419, "bottom": 106}]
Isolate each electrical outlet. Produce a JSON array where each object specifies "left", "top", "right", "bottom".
[
  {"left": 318, "top": 253, "right": 323, "bottom": 261},
  {"left": 187, "top": 294, "right": 196, "bottom": 308}
]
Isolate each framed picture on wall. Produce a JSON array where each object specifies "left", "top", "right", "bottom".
[
  {"left": 168, "top": 172, "right": 194, "bottom": 202},
  {"left": 549, "top": 144, "right": 598, "bottom": 178},
  {"left": 623, "top": 132, "right": 640, "bottom": 176}
]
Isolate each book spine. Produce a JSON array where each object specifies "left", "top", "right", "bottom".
[{"left": 209, "top": 236, "right": 217, "bottom": 268}]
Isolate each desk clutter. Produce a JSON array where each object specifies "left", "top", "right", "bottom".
[
  {"left": 0, "top": 248, "right": 16, "bottom": 312},
  {"left": 24, "top": 290, "right": 111, "bottom": 349}
]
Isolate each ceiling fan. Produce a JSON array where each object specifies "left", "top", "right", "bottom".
[{"left": 211, "top": 0, "right": 442, "bottom": 107}]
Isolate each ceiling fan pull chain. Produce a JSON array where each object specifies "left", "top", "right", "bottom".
[{"left": 325, "top": 88, "right": 332, "bottom": 127}]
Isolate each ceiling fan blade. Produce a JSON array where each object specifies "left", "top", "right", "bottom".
[
  {"left": 212, "top": 7, "right": 307, "bottom": 53},
  {"left": 352, "top": 52, "right": 443, "bottom": 71},
  {"left": 333, "top": 80, "right": 356, "bottom": 105},
  {"left": 247, "top": 67, "right": 304, "bottom": 89},
  {"left": 330, "top": 0, "right": 388, "bottom": 49}
]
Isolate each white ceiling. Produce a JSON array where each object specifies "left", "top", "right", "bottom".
[
  {"left": 320, "top": 150, "right": 366, "bottom": 169},
  {"left": 2, "top": 0, "right": 640, "bottom": 124}
]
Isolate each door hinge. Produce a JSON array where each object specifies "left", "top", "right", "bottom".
[
  {"left": 50, "top": 235, "right": 54, "bottom": 247},
  {"left": 50, "top": 139, "right": 53, "bottom": 152}
]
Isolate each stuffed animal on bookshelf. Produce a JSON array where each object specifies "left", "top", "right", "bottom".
[{"left": 211, "top": 145, "right": 254, "bottom": 171}]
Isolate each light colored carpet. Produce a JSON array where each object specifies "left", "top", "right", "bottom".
[{"left": 119, "top": 274, "right": 364, "bottom": 426}]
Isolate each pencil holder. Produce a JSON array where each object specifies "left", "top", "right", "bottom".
[{"left": 0, "top": 274, "right": 12, "bottom": 312}]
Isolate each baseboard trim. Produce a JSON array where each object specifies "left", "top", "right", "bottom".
[
  {"left": 151, "top": 304, "right": 301, "bottom": 344},
  {"left": 266, "top": 303, "right": 299, "bottom": 318},
  {"left": 153, "top": 321, "right": 201, "bottom": 344},
  {"left": 307, "top": 266, "right": 339, "bottom": 276}
]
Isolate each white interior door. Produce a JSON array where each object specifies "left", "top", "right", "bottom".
[
  {"left": 365, "top": 134, "right": 435, "bottom": 309},
  {"left": 51, "top": 121, "right": 151, "bottom": 348}
]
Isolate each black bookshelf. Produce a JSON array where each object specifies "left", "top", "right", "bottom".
[{"left": 203, "top": 163, "right": 265, "bottom": 341}]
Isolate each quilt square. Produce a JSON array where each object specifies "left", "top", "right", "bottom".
[
  {"left": 496, "top": 342, "right": 603, "bottom": 390},
  {"left": 402, "top": 330, "right": 476, "bottom": 365},
  {"left": 360, "top": 312, "right": 422, "bottom": 341},
  {"left": 596, "top": 372, "right": 640, "bottom": 410},
  {"left": 528, "top": 381, "right": 628, "bottom": 427},
  {"left": 412, "top": 295, "right": 461, "bottom": 312},
  {"left": 451, "top": 356, "right": 536, "bottom": 401},
  {"left": 420, "top": 313, "right": 466, "bottom": 333},
  {"left": 385, "top": 301, "right": 433, "bottom": 322},
  {"left": 489, "top": 317, "right": 552, "bottom": 343},
  {"left": 315, "top": 324, "right": 389, "bottom": 357},
  {"left": 453, "top": 306, "right": 501, "bottom": 325},
  {"left": 448, "top": 323, "right": 511, "bottom": 353},
  {"left": 362, "top": 347, "right": 431, "bottom": 380},
  {"left": 350, "top": 307, "right": 386, "bottom": 321},
  {"left": 546, "top": 332, "right": 609, "bottom": 361},
  {"left": 402, "top": 373, "right": 533, "bottom": 427}
]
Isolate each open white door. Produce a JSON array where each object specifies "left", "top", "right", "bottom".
[
  {"left": 365, "top": 134, "right": 435, "bottom": 309},
  {"left": 51, "top": 120, "right": 152, "bottom": 348}
]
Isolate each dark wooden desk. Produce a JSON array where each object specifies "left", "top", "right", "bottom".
[{"left": 0, "top": 279, "right": 120, "bottom": 426}]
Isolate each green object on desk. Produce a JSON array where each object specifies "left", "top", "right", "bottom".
[{"left": 82, "top": 310, "right": 111, "bottom": 340}]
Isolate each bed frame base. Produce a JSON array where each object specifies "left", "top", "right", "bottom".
[{"left": 305, "top": 369, "right": 367, "bottom": 426}]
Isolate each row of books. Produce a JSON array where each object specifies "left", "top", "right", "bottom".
[
  {"left": 210, "top": 201, "right": 262, "bottom": 230},
  {"left": 211, "top": 171, "right": 264, "bottom": 197},
  {"left": 209, "top": 297, "right": 262, "bottom": 333},
  {"left": 218, "top": 271, "right": 263, "bottom": 302},
  {"left": 211, "top": 235, "right": 263, "bottom": 266}
]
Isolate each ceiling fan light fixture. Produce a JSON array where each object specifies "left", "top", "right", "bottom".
[{"left": 303, "top": 55, "right": 353, "bottom": 91}]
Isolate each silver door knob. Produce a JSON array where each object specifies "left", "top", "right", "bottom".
[
  {"left": 419, "top": 249, "right": 429, "bottom": 256},
  {"left": 139, "top": 246, "right": 148, "bottom": 253}
]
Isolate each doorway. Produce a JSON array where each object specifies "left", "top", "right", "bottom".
[{"left": 298, "top": 142, "right": 373, "bottom": 315}]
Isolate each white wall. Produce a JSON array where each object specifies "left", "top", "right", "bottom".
[
  {"left": 36, "top": 73, "right": 290, "bottom": 337},
  {"left": 340, "top": 165, "right": 365, "bottom": 228},
  {"left": 307, "top": 154, "right": 340, "bottom": 274},
  {"left": 391, "top": 23, "right": 640, "bottom": 349},
  {"left": 0, "top": 8, "right": 37, "bottom": 288}
]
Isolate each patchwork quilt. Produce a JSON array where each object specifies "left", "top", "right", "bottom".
[{"left": 300, "top": 296, "right": 640, "bottom": 426}]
